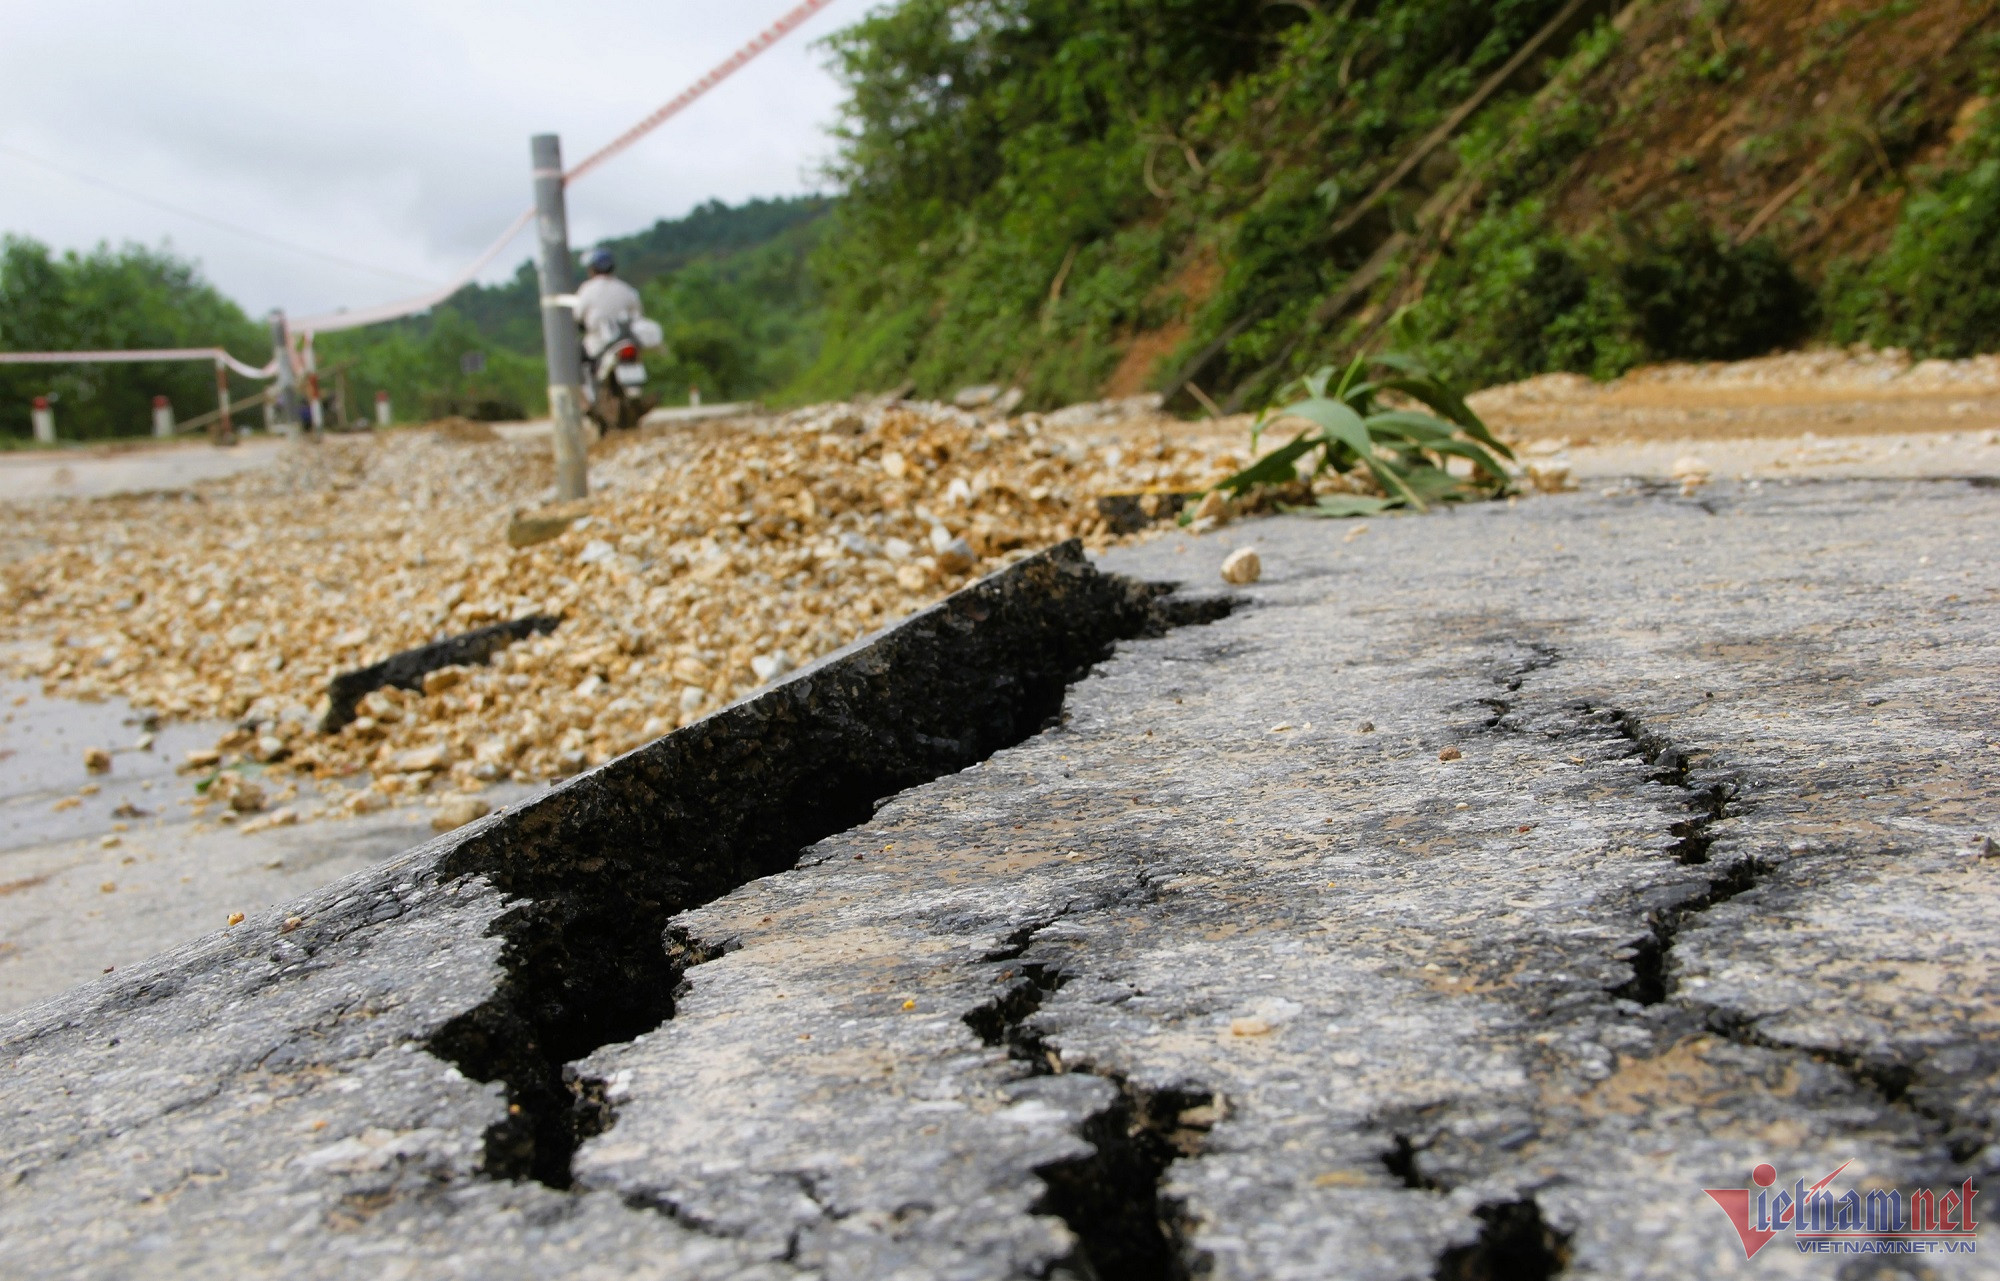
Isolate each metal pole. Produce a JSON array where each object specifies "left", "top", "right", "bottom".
[
  {"left": 268, "top": 312, "right": 300, "bottom": 434},
  {"left": 31, "top": 396, "right": 54, "bottom": 444},
  {"left": 531, "top": 132, "right": 588, "bottom": 501},
  {"left": 152, "top": 395, "right": 174, "bottom": 438}
]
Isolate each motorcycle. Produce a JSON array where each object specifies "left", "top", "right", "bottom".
[{"left": 584, "top": 317, "right": 665, "bottom": 432}]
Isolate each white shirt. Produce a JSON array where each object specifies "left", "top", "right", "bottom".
[{"left": 575, "top": 274, "right": 643, "bottom": 353}]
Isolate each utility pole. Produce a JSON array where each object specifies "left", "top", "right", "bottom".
[{"left": 531, "top": 133, "right": 588, "bottom": 501}]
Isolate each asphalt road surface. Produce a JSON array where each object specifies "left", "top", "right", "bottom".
[
  {"left": 1, "top": 477, "right": 1994, "bottom": 1279},
  {"left": 0, "top": 438, "right": 285, "bottom": 503},
  {"left": 0, "top": 677, "right": 543, "bottom": 1013}
]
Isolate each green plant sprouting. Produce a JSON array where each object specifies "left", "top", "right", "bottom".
[{"left": 1197, "top": 348, "right": 1515, "bottom": 519}]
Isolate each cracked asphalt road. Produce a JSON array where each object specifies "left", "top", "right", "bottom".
[{"left": 1, "top": 478, "right": 1994, "bottom": 1279}]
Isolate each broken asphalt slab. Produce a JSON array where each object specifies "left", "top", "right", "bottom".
[{"left": 1, "top": 478, "right": 1995, "bottom": 1279}]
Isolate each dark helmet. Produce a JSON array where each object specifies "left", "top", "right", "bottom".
[{"left": 587, "top": 248, "right": 615, "bottom": 274}]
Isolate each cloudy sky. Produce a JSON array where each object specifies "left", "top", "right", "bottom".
[{"left": 0, "top": 0, "right": 869, "bottom": 320}]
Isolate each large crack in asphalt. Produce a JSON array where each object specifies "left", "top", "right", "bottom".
[
  {"left": 1035, "top": 1079, "right": 1217, "bottom": 1281},
  {"left": 1565, "top": 700, "right": 1989, "bottom": 1160},
  {"left": 1433, "top": 1199, "right": 1573, "bottom": 1281},
  {"left": 1563, "top": 702, "right": 1762, "bottom": 1008},
  {"left": 418, "top": 543, "right": 1234, "bottom": 1194},
  {"left": 961, "top": 900, "right": 1220, "bottom": 1280},
  {"left": 1465, "top": 643, "right": 1991, "bottom": 1213}
]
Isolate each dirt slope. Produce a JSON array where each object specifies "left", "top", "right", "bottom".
[{"left": 1542, "top": 0, "right": 1997, "bottom": 271}]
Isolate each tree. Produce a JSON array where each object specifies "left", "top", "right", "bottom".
[{"left": 0, "top": 236, "right": 269, "bottom": 442}]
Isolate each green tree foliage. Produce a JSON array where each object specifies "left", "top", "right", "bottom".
[
  {"left": 315, "top": 306, "right": 547, "bottom": 423},
  {"left": 606, "top": 196, "right": 830, "bottom": 283},
  {"left": 1827, "top": 102, "right": 2000, "bottom": 358},
  {"left": 1406, "top": 201, "right": 1814, "bottom": 385},
  {"left": 1616, "top": 214, "right": 1813, "bottom": 361},
  {"left": 800, "top": 0, "right": 1584, "bottom": 406},
  {"left": 0, "top": 237, "right": 267, "bottom": 442},
  {"left": 639, "top": 215, "right": 826, "bottom": 406}
]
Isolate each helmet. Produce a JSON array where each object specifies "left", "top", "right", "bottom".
[{"left": 587, "top": 248, "right": 616, "bottom": 274}]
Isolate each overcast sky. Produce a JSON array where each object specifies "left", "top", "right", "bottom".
[{"left": 0, "top": 0, "right": 869, "bottom": 321}]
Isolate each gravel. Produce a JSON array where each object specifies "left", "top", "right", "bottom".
[{"left": 0, "top": 401, "right": 1243, "bottom": 822}]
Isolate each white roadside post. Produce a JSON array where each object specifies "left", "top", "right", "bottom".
[
  {"left": 374, "top": 390, "right": 391, "bottom": 427},
  {"left": 531, "top": 133, "right": 588, "bottom": 501},
  {"left": 30, "top": 396, "right": 54, "bottom": 444},
  {"left": 152, "top": 395, "right": 174, "bottom": 438}
]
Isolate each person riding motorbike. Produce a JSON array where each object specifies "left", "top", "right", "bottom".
[{"left": 575, "top": 249, "right": 659, "bottom": 430}]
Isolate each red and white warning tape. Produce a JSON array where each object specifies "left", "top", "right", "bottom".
[
  {"left": 0, "top": 347, "right": 276, "bottom": 379},
  {"left": 290, "top": 0, "right": 841, "bottom": 334},
  {"left": 0, "top": 0, "right": 843, "bottom": 357},
  {"left": 288, "top": 208, "right": 536, "bottom": 334},
  {"left": 562, "top": 0, "right": 842, "bottom": 185}
]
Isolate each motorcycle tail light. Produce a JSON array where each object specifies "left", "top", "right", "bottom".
[{"left": 618, "top": 344, "right": 639, "bottom": 361}]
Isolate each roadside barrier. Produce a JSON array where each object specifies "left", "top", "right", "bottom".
[
  {"left": 0, "top": 347, "right": 274, "bottom": 444},
  {"left": 0, "top": 346, "right": 274, "bottom": 379},
  {"left": 0, "top": 0, "right": 845, "bottom": 441}
]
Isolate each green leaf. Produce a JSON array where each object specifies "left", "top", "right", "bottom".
[
  {"left": 1281, "top": 396, "right": 1428, "bottom": 512},
  {"left": 1427, "top": 437, "right": 1515, "bottom": 485},
  {"left": 1210, "top": 432, "right": 1317, "bottom": 496},
  {"left": 1366, "top": 350, "right": 1437, "bottom": 380},
  {"left": 1398, "top": 465, "right": 1468, "bottom": 503},
  {"left": 1280, "top": 395, "right": 1370, "bottom": 448},
  {"left": 1285, "top": 494, "right": 1395, "bottom": 518},
  {"left": 1373, "top": 374, "right": 1514, "bottom": 461},
  {"left": 1362, "top": 409, "right": 1456, "bottom": 445},
  {"left": 1331, "top": 352, "right": 1370, "bottom": 402}
]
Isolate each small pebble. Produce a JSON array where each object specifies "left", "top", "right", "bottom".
[
  {"left": 83, "top": 748, "right": 112, "bottom": 774},
  {"left": 1438, "top": 746, "right": 1463, "bottom": 761},
  {"left": 1220, "top": 547, "right": 1262, "bottom": 584}
]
